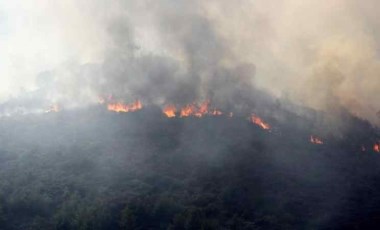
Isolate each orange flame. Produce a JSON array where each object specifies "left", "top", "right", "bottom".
[
  {"left": 177, "top": 101, "right": 223, "bottom": 118},
  {"left": 194, "top": 101, "right": 209, "bottom": 117},
  {"left": 310, "top": 135, "right": 323, "bottom": 145},
  {"left": 163, "top": 105, "right": 177, "bottom": 118},
  {"left": 107, "top": 100, "right": 143, "bottom": 113},
  {"left": 374, "top": 143, "right": 380, "bottom": 153},
  {"left": 180, "top": 104, "right": 197, "bottom": 117},
  {"left": 250, "top": 114, "right": 271, "bottom": 130}
]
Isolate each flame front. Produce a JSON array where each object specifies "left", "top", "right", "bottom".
[
  {"left": 163, "top": 100, "right": 224, "bottom": 118},
  {"left": 163, "top": 105, "right": 177, "bottom": 118},
  {"left": 310, "top": 135, "right": 323, "bottom": 145},
  {"left": 250, "top": 114, "right": 271, "bottom": 130},
  {"left": 46, "top": 96, "right": 379, "bottom": 154},
  {"left": 107, "top": 100, "right": 143, "bottom": 113}
]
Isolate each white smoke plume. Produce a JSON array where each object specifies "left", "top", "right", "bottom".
[{"left": 0, "top": 0, "right": 379, "bottom": 124}]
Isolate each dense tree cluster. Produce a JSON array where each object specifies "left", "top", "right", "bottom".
[{"left": 0, "top": 107, "right": 379, "bottom": 229}]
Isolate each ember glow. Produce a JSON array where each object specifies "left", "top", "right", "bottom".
[
  {"left": 374, "top": 143, "right": 380, "bottom": 153},
  {"left": 310, "top": 136, "right": 324, "bottom": 145},
  {"left": 107, "top": 100, "right": 143, "bottom": 113},
  {"left": 250, "top": 114, "right": 271, "bottom": 130}
]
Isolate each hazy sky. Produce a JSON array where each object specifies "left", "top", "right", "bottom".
[{"left": 0, "top": 0, "right": 379, "bottom": 124}]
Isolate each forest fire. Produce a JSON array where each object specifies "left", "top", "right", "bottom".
[
  {"left": 163, "top": 105, "right": 176, "bottom": 118},
  {"left": 180, "top": 104, "right": 198, "bottom": 117},
  {"left": 193, "top": 101, "right": 209, "bottom": 118},
  {"left": 162, "top": 101, "right": 223, "bottom": 118},
  {"left": 107, "top": 100, "right": 143, "bottom": 113},
  {"left": 102, "top": 98, "right": 375, "bottom": 155},
  {"left": 180, "top": 101, "right": 212, "bottom": 118},
  {"left": 310, "top": 136, "right": 324, "bottom": 145},
  {"left": 250, "top": 114, "right": 271, "bottom": 130}
]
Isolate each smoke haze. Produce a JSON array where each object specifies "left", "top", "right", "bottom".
[{"left": 1, "top": 0, "right": 379, "bottom": 124}]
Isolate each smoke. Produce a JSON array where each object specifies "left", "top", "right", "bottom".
[{"left": 0, "top": 0, "right": 379, "bottom": 124}]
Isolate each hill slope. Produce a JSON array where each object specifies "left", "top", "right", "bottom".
[{"left": 0, "top": 107, "right": 380, "bottom": 229}]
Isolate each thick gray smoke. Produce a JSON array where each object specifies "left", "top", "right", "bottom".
[{"left": 1, "top": 0, "right": 379, "bottom": 124}]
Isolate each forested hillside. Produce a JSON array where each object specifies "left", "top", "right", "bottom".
[{"left": 0, "top": 107, "right": 380, "bottom": 230}]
